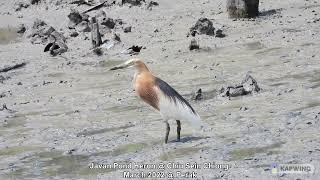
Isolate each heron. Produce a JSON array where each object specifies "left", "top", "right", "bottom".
[{"left": 110, "top": 58, "right": 204, "bottom": 143}]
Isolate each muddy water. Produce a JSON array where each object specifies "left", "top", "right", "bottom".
[
  {"left": 0, "top": 27, "right": 20, "bottom": 44},
  {"left": 2, "top": 143, "right": 149, "bottom": 179},
  {"left": 229, "top": 142, "right": 284, "bottom": 161}
]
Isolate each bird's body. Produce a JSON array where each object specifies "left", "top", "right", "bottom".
[{"left": 111, "top": 59, "right": 203, "bottom": 143}]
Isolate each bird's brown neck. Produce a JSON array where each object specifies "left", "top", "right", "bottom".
[
  {"left": 135, "top": 61, "right": 150, "bottom": 74},
  {"left": 133, "top": 61, "right": 159, "bottom": 111}
]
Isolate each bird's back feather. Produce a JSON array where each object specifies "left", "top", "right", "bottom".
[{"left": 154, "top": 77, "right": 203, "bottom": 129}]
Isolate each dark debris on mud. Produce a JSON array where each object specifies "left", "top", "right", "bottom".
[{"left": 221, "top": 74, "right": 261, "bottom": 99}]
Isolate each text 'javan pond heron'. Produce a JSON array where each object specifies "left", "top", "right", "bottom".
[{"left": 110, "top": 58, "right": 204, "bottom": 143}]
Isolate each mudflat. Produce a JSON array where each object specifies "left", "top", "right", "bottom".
[{"left": 0, "top": 0, "right": 319, "bottom": 179}]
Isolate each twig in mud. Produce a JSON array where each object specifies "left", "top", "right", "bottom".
[
  {"left": 70, "top": 0, "right": 93, "bottom": 6},
  {"left": 82, "top": 1, "right": 106, "bottom": 14},
  {"left": 0, "top": 104, "right": 15, "bottom": 113},
  {"left": 0, "top": 62, "right": 26, "bottom": 73},
  {"left": 226, "top": 85, "right": 244, "bottom": 89},
  {"left": 19, "top": 102, "right": 30, "bottom": 105},
  {"left": 0, "top": 104, "right": 8, "bottom": 111}
]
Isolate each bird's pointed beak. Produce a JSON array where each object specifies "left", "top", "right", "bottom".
[
  {"left": 110, "top": 65, "right": 124, "bottom": 70},
  {"left": 109, "top": 63, "right": 128, "bottom": 71}
]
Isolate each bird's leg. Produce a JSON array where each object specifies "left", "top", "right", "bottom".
[
  {"left": 165, "top": 121, "right": 170, "bottom": 144},
  {"left": 176, "top": 120, "right": 181, "bottom": 142}
]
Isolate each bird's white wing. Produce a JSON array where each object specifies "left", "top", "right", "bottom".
[{"left": 154, "top": 77, "right": 203, "bottom": 129}]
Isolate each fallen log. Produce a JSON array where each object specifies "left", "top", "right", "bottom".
[
  {"left": 82, "top": 1, "right": 106, "bottom": 14},
  {"left": 90, "top": 17, "right": 102, "bottom": 48},
  {"left": 0, "top": 62, "right": 26, "bottom": 73}
]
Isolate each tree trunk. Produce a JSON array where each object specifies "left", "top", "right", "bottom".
[
  {"left": 90, "top": 17, "right": 102, "bottom": 48},
  {"left": 227, "top": 0, "right": 259, "bottom": 18}
]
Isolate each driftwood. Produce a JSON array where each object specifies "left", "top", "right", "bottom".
[
  {"left": 192, "top": 89, "right": 202, "bottom": 101},
  {"left": 90, "top": 17, "right": 102, "bottom": 48},
  {"left": 0, "top": 104, "right": 8, "bottom": 111},
  {"left": 0, "top": 104, "right": 16, "bottom": 113},
  {"left": 227, "top": 0, "right": 259, "bottom": 18},
  {"left": 221, "top": 74, "right": 260, "bottom": 99},
  {"left": 28, "top": 19, "right": 68, "bottom": 55},
  {"left": 0, "top": 63, "right": 26, "bottom": 73},
  {"left": 82, "top": 1, "right": 106, "bottom": 14},
  {"left": 126, "top": 45, "right": 142, "bottom": 55},
  {"left": 70, "top": 0, "right": 93, "bottom": 6},
  {"left": 44, "top": 32, "right": 68, "bottom": 56}
]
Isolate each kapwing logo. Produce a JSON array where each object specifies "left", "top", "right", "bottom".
[{"left": 271, "top": 163, "right": 314, "bottom": 174}]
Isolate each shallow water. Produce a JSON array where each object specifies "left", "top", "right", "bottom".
[
  {"left": 0, "top": 27, "right": 20, "bottom": 44},
  {"left": 3, "top": 143, "right": 149, "bottom": 179},
  {"left": 229, "top": 142, "right": 284, "bottom": 161},
  {"left": 159, "top": 147, "right": 203, "bottom": 161}
]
